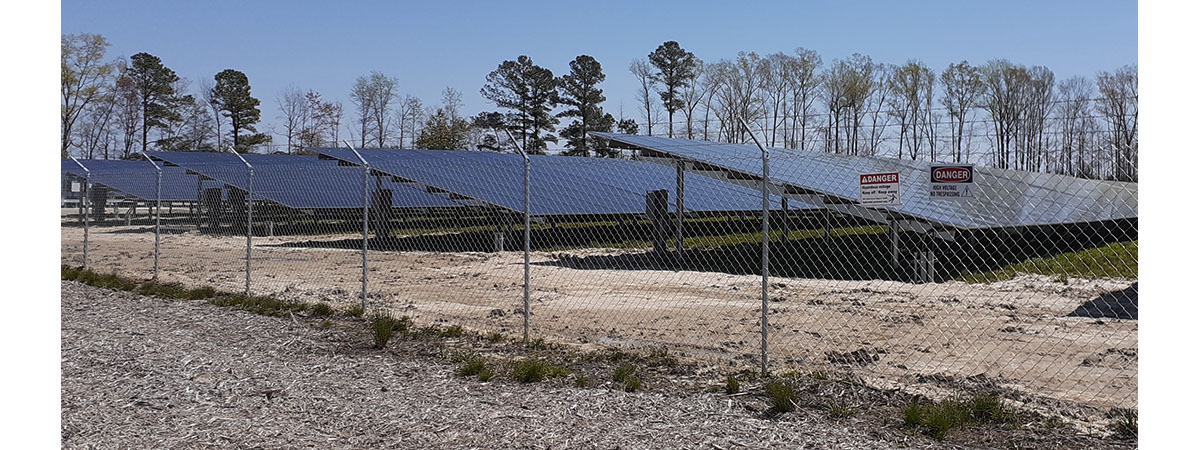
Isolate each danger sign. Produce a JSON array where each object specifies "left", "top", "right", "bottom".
[
  {"left": 859, "top": 172, "right": 901, "bottom": 206},
  {"left": 929, "top": 164, "right": 974, "bottom": 199}
]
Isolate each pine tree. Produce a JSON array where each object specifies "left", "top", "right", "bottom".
[
  {"left": 648, "top": 41, "right": 698, "bottom": 138},
  {"left": 481, "top": 55, "right": 558, "bottom": 154},
  {"left": 211, "top": 69, "right": 267, "bottom": 152},
  {"left": 556, "top": 55, "right": 616, "bottom": 157}
]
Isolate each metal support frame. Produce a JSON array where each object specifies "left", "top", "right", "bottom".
[
  {"left": 346, "top": 141, "right": 370, "bottom": 310},
  {"left": 228, "top": 149, "right": 253, "bottom": 295},
  {"left": 142, "top": 154, "right": 162, "bottom": 280},
  {"left": 740, "top": 118, "right": 771, "bottom": 376},
  {"left": 675, "top": 160, "right": 684, "bottom": 256},
  {"left": 502, "top": 129, "right": 532, "bottom": 344},
  {"left": 68, "top": 156, "right": 90, "bottom": 268}
]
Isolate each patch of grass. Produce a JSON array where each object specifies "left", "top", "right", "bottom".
[
  {"left": 724, "top": 374, "right": 741, "bottom": 395},
  {"left": 622, "top": 375, "right": 642, "bottom": 392},
  {"left": 959, "top": 240, "right": 1138, "bottom": 283},
  {"left": 486, "top": 331, "right": 506, "bottom": 343},
  {"left": 765, "top": 379, "right": 797, "bottom": 413},
  {"left": 71, "top": 269, "right": 138, "bottom": 291},
  {"left": 1108, "top": 408, "right": 1137, "bottom": 439},
  {"left": 206, "top": 295, "right": 308, "bottom": 317},
  {"left": 370, "top": 313, "right": 410, "bottom": 349},
  {"left": 827, "top": 399, "right": 853, "bottom": 419},
  {"left": 343, "top": 305, "right": 365, "bottom": 318},
  {"left": 612, "top": 363, "right": 637, "bottom": 383},
  {"left": 810, "top": 370, "right": 829, "bottom": 380},
  {"left": 135, "top": 281, "right": 217, "bottom": 300},
  {"left": 574, "top": 375, "right": 591, "bottom": 388},
  {"left": 902, "top": 394, "right": 1018, "bottom": 440},
  {"left": 510, "top": 358, "right": 569, "bottom": 383},
  {"left": 308, "top": 302, "right": 335, "bottom": 317},
  {"left": 527, "top": 337, "right": 549, "bottom": 350},
  {"left": 457, "top": 353, "right": 489, "bottom": 378},
  {"left": 476, "top": 366, "right": 494, "bottom": 382},
  {"left": 319, "top": 319, "right": 332, "bottom": 328},
  {"left": 440, "top": 325, "right": 464, "bottom": 338}
]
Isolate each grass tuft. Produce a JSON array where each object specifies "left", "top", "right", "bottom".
[
  {"left": 1108, "top": 408, "right": 1137, "bottom": 439},
  {"left": 827, "top": 399, "right": 853, "bottom": 419},
  {"left": 902, "top": 394, "right": 1017, "bottom": 440},
  {"left": 440, "top": 325, "right": 464, "bottom": 338},
  {"left": 510, "top": 358, "right": 569, "bottom": 383},
  {"left": 574, "top": 375, "right": 591, "bottom": 388},
  {"left": 343, "top": 305, "right": 365, "bottom": 318},
  {"left": 765, "top": 379, "right": 797, "bottom": 413},
  {"left": 724, "top": 374, "right": 741, "bottom": 395},
  {"left": 370, "top": 313, "right": 410, "bottom": 349},
  {"left": 308, "top": 302, "right": 335, "bottom": 317}
]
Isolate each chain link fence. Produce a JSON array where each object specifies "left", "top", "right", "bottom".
[{"left": 61, "top": 142, "right": 1137, "bottom": 427}]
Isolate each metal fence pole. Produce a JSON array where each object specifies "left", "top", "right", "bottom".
[
  {"left": 229, "top": 149, "right": 253, "bottom": 295},
  {"left": 68, "top": 156, "right": 90, "bottom": 269},
  {"left": 346, "top": 141, "right": 370, "bottom": 311},
  {"left": 503, "top": 129, "right": 532, "bottom": 344},
  {"left": 741, "top": 118, "right": 771, "bottom": 376},
  {"left": 143, "top": 154, "right": 162, "bottom": 280}
]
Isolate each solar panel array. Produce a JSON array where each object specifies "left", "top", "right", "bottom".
[
  {"left": 313, "top": 148, "right": 805, "bottom": 216},
  {"left": 147, "top": 152, "right": 461, "bottom": 209},
  {"left": 61, "top": 159, "right": 220, "bottom": 202},
  {"left": 594, "top": 133, "right": 1138, "bottom": 229}
]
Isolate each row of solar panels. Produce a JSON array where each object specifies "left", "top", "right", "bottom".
[
  {"left": 61, "top": 151, "right": 802, "bottom": 216},
  {"left": 593, "top": 133, "right": 1139, "bottom": 230}
]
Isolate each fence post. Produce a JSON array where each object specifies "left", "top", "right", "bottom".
[
  {"left": 228, "top": 149, "right": 253, "bottom": 295},
  {"left": 346, "top": 141, "right": 370, "bottom": 311},
  {"left": 502, "top": 129, "right": 532, "bottom": 345},
  {"left": 142, "top": 154, "right": 162, "bottom": 280},
  {"left": 740, "top": 118, "right": 771, "bottom": 376},
  {"left": 68, "top": 156, "right": 90, "bottom": 269}
]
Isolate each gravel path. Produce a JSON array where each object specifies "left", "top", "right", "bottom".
[{"left": 62, "top": 281, "right": 943, "bottom": 449}]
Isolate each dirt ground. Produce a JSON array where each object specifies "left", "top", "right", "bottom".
[{"left": 60, "top": 221, "right": 1137, "bottom": 422}]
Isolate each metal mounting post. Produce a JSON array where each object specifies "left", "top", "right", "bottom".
[
  {"left": 228, "top": 148, "right": 253, "bottom": 295},
  {"left": 740, "top": 118, "right": 771, "bottom": 376},
  {"left": 68, "top": 156, "right": 90, "bottom": 269},
  {"left": 345, "top": 141, "right": 370, "bottom": 311},
  {"left": 142, "top": 154, "right": 162, "bottom": 280},
  {"left": 501, "top": 129, "right": 532, "bottom": 345}
]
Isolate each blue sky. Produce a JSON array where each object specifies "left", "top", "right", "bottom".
[{"left": 61, "top": 0, "right": 1136, "bottom": 145}]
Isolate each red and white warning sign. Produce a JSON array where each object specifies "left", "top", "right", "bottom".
[
  {"left": 859, "top": 172, "right": 901, "bottom": 206},
  {"left": 929, "top": 164, "right": 974, "bottom": 199}
]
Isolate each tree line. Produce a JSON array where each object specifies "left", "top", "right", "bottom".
[
  {"left": 626, "top": 44, "right": 1137, "bottom": 182},
  {"left": 62, "top": 34, "right": 1136, "bottom": 181}
]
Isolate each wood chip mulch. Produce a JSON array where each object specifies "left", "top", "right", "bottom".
[{"left": 62, "top": 280, "right": 929, "bottom": 449}]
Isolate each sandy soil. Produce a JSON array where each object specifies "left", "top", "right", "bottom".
[{"left": 61, "top": 223, "right": 1137, "bottom": 416}]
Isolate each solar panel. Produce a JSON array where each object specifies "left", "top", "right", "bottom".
[
  {"left": 311, "top": 148, "right": 807, "bottom": 216},
  {"left": 147, "top": 152, "right": 462, "bottom": 209},
  {"left": 61, "top": 159, "right": 218, "bottom": 201},
  {"left": 593, "top": 133, "right": 1138, "bottom": 230}
]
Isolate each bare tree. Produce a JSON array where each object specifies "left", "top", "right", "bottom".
[
  {"left": 679, "top": 60, "right": 708, "bottom": 139},
  {"left": 1055, "top": 76, "right": 1093, "bottom": 176},
  {"left": 785, "top": 48, "right": 822, "bottom": 150},
  {"left": 199, "top": 78, "right": 223, "bottom": 150},
  {"left": 630, "top": 59, "right": 658, "bottom": 136},
  {"left": 1096, "top": 65, "right": 1137, "bottom": 181},
  {"left": 276, "top": 85, "right": 309, "bottom": 153},
  {"left": 980, "top": 60, "right": 1029, "bottom": 169},
  {"left": 888, "top": 61, "right": 934, "bottom": 160},
  {"left": 62, "top": 33, "right": 116, "bottom": 156},
  {"left": 350, "top": 79, "right": 372, "bottom": 148},
  {"left": 113, "top": 68, "right": 141, "bottom": 159},
  {"left": 940, "top": 61, "right": 982, "bottom": 163},
  {"left": 441, "top": 87, "right": 463, "bottom": 120}
]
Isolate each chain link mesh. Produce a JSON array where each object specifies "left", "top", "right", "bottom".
[{"left": 61, "top": 145, "right": 1137, "bottom": 427}]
